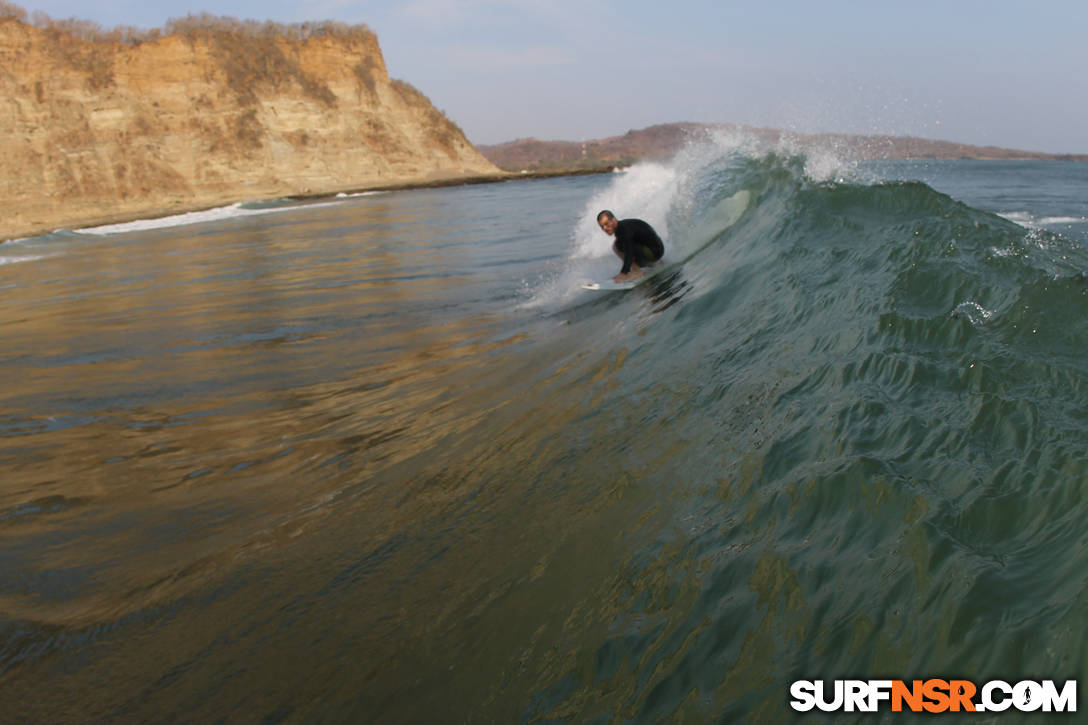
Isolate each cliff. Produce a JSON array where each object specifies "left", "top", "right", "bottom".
[
  {"left": 479, "top": 123, "right": 1088, "bottom": 172},
  {"left": 0, "top": 15, "right": 501, "bottom": 240}
]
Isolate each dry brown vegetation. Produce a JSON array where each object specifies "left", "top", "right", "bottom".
[
  {"left": 0, "top": 3, "right": 373, "bottom": 45},
  {"left": 0, "top": 3, "right": 375, "bottom": 105},
  {"left": 185, "top": 26, "right": 339, "bottom": 108},
  {"left": 0, "top": 0, "right": 25, "bottom": 21},
  {"left": 353, "top": 56, "right": 381, "bottom": 96},
  {"left": 163, "top": 13, "right": 374, "bottom": 43},
  {"left": 391, "top": 79, "right": 466, "bottom": 157},
  {"left": 0, "top": 0, "right": 160, "bottom": 44}
]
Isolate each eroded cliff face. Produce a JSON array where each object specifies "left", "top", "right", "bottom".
[{"left": 0, "top": 18, "right": 500, "bottom": 239}]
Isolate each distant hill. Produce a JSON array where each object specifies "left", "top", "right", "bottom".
[{"left": 478, "top": 122, "right": 1088, "bottom": 171}]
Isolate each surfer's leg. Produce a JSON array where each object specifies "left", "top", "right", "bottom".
[
  {"left": 643, "top": 237, "right": 665, "bottom": 265},
  {"left": 634, "top": 243, "right": 661, "bottom": 267}
]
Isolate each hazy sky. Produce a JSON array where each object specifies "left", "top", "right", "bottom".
[{"left": 11, "top": 0, "right": 1087, "bottom": 152}]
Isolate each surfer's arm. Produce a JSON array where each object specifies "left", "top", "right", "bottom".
[
  {"left": 617, "top": 233, "right": 634, "bottom": 276},
  {"left": 615, "top": 252, "right": 633, "bottom": 281},
  {"left": 614, "top": 253, "right": 644, "bottom": 282},
  {"left": 611, "top": 225, "right": 643, "bottom": 281},
  {"left": 615, "top": 244, "right": 642, "bottom": 281}
]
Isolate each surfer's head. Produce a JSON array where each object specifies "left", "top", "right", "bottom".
[{"left": 597, "top": 210, "right": 617, "bottom": 236}]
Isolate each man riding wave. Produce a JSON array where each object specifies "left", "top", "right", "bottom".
[{"left": 596, "top": 210, "right": 665, "bottom": 283}]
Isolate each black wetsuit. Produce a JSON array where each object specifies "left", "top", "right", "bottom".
[{"left": 614, "top": 218, "right": 665, "bottom": 274}]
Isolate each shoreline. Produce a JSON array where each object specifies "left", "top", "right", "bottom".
[
  {"left": 2, "top": 167, "right": 618, "bottom": 244},
  {"left": 284, "top": 166, "right": 617, "bottom": 202},
  {"left": 6, "top": 156, "right": 1083, "bottom": 244}
]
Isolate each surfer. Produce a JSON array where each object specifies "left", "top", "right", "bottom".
[{"left": 597, "top": 210, "right": 664, "bottom": 283}]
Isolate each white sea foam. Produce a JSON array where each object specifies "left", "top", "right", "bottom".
[
  {"left": 571, "top": 163, "right": 680, "bottom": 260},
  {"left": 336, "top": 191, "right": 386, "bottom": 198},
  {"left": 78, "top": 200, "right": 344, "bottom": 236},
  {"left": 955, "top": 300, "right": 996, "bottom": 326},
  {"left": 0, "top": 254, "right": 52, "bottom": 266},
  {"left": 999, "top": 211, "right": 1033, "bottom": 226},
  {"left": 999, "top": 210, "right": 1087, "bottom": 230}
]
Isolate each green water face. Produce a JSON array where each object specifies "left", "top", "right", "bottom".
[{"left": 1, "top": 158, "right": 1086, "bottom": 722}]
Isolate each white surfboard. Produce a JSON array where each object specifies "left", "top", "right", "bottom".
[{"left": 579, "top": 258, "right": 668, "bottom": 292}]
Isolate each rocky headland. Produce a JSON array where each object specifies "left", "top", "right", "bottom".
[{"left": 0, "top": 10, "right": 501, "bottom": 241}]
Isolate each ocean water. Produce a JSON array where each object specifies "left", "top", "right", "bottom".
[{"left": 1, "top": 136, "right": 1087, "bottom": 722}]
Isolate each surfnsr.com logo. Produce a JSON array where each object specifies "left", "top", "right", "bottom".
[{"left": 790, "top": 679, "right": 1077, "bottom": 713}]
